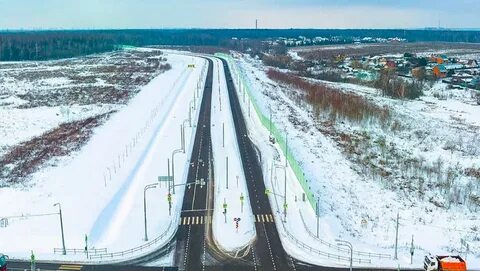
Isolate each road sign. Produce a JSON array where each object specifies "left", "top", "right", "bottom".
[
  {"left": 265, "top": 189, "right": 271, "bottom": 195},
  {"left": 158, "top": 176, "right": 173, "bottom": 182},
  {"left": 234, "top": 217, "right": 241, "bottom": 231},
  {"left": 167, "top": 193, "right": 172, "bottom": 203},
  {"left": 240, "top": 193, "right": 244, "bottom": 202}
]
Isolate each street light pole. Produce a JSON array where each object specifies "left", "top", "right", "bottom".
[
  {"left": 143, "top": 183, "right": 159, "bottom": 241},
  {"left": 274, "top": 164, "right": 287, "bottom": 222},
  {"left": 316, "top": 197, "right": 320, "bottom": 238},
  {"left": 172, "top": 149, "right": 183, "bottom": 195},
  {"left": 53, "top": 203, "right": 66, "bottom": 255},
  {"left": 226, "top": 156, "right": 229, "bottom": 189},
  {"left": 336, "top": 239, "right": 353, "bottom": 271}
]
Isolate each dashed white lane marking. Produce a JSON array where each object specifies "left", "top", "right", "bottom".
[
  {"left": 262, "top": 223, "right": 277, "bottom": 271},
  {"left": 183, "top": 225, "right": 192, "bottom": 269},
  {"left": 251, "top": 246, "right": 259, "bottom": 271}
]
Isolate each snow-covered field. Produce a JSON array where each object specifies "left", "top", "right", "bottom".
[
  {"left": 0, "top": 49, "right": 171, "bottom": 178},
  {"left": 226, "top": 53, "right": 480, "bottom": 269},
  {"left": 0, "top": 50, "right": 206, "bottom": 262}
]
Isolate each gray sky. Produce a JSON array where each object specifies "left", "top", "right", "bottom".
[{"left": 0, "top": 0, "right": 479, "bottom": 29}]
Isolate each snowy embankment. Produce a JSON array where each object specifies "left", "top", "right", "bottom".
[
  {"left": 0, "top": 52, "right": 207, "bottom": 262},
  {"left": 210, "top": 57, "right": 256, "bottom": 253},
  {"left": 222, "top": 53, "right": 480, "bottom": 269}
]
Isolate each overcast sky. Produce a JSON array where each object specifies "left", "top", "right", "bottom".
[{"left": 0, "top": 0, "right": 479, "bottom": 30}]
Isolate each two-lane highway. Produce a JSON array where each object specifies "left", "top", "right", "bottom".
[
  {"left": 220, "top": 58, "right": 296, "bottom": 271},
  {"left": 174, "top": 58, "right": 214, "bottom": 271}
]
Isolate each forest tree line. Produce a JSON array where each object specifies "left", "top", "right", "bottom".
[{"left": 1, "top": 29, "right": 480, "bottom": 61}]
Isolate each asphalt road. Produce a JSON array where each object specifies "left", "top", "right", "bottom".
[
  {"left": 173, "top": 57, "right": 214, "bottom": 271},
  {"left": 219, "top": 58, "right": 300, "bottom": 271}
]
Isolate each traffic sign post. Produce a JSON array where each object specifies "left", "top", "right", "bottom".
[
  {"left": 410, "top": 235, "right": 414, "bottom": 264},
  {"left": 240, "top": 193, "right": 244, "bottom": 213},
  {"left": 223, "top": 198, "right": 228, "bottom": 224},
  {"left": 168, "top": 193, "right": 172, "bottom": 216},
  {"left": 30, "top": 251, "right": 35, "bottom": 271},
  {"left": 85, "top": 234, "right": 88, "bottom": 258},
  {"left": 234, "top": 217, "right": 241, "bottom": 232}
]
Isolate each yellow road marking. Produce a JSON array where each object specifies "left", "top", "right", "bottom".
[
  {"left": 200, "top": 216, "right": 204, "bottom": 224},
  {"left": 261, "top": 214, "right": 266, "bottom": 222},
  {"left": 59, "top": 265, "right": 83, "bottom": 271},
  {"left": 195, "top": 216, "right": 199, "bottom": 225},
  {"left": 187, "top": 217, "right": 191, "bottom": 225},
  {"left": 269, "top": 214, "right": 274, "bottom": 222},
  {"left": 256, "top": 214, "right": 260, "bottom": 222},
  {"left": 182, "top": 217, "right": 187, "bottom": 225},
  {"left": 265, "top": 214, "right": 270, "bottom": 222}
]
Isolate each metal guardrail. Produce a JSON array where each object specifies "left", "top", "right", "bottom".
[
  {"left": 54, "top": 248, "right": 107, "bottom": 255},
  {"left": 88, "top": 219, "right": 176, "bottom": 260},
  {"left": 298, "top": 210, "right": 391, "bottom": 259},
  {"left": 281, "top": 228, "right": 371, "bottom": 264}
]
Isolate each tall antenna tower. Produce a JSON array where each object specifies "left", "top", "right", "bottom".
[{"left": 256, "top": 19, "right": 258, "bottom": 30}]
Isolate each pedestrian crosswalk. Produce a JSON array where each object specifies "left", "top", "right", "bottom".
[
  {"left": 254, "top": 214, "right": 274, "bottom": 223},
  {"left": 58, "top": 264, "right": 83, "bottom": 271},
  {"left": 180, "top": 215, "right": 212, "bottom": 225},
  {"left": 179, "top": 213, "right": 274, "bottom": 225}
]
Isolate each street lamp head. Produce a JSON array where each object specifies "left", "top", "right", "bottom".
[{"left": 53, "top": 203, "right": 60, "bottom": 207}]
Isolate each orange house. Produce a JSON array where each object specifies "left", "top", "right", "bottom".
[{"left": 433, "top": 65, "right": 447, "bottom": 78}]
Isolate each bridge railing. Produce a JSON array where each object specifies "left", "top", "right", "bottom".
[
  {"left": 298, "top": 210, "right": 391, "bottom": 259},
  {"left": 54, "top": 248, "right": 108, "bottom": 255},
  {"left": 88, "top": 218, "right": 177, "bottom": 260}
]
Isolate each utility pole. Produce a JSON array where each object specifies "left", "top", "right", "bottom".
[
  {"left": 394, "top": 211, "right": 399, "bottom": 260},
  {"left": 269, "top": 106, "right": 272, "bottom": 135},
  {"left": 53, "top": 203, "right": 66, "bottom": 255},
  {"left": 222, "top": 122, "right": 225, "bottom": 148}
]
